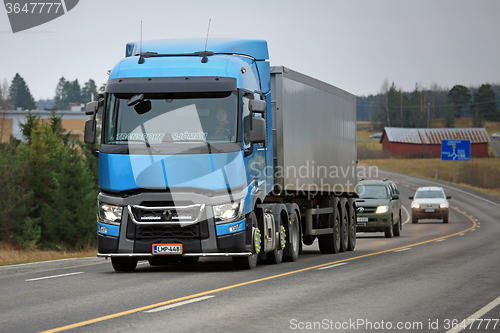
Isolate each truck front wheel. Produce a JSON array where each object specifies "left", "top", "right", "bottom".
[
  {"left": 111, "top": 257, "right": 138, "bottom": 272},
  {"left": 233, "top": 212, "right": 259, "bottom": 269}
]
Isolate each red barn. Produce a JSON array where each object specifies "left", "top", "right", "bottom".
[{"left": 380, "top": 128, "right": 490, "bottom": 158}]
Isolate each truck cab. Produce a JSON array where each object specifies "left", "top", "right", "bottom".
[{"left": 86, "top": 39, "right": 273, "bottom": 270}]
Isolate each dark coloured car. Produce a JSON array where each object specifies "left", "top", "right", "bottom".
[{"left": 356, "top": 179, "right": 402, "bottom": 238}]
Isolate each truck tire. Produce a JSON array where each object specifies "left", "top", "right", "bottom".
[
  {"left": 266, "top": 212, "right": 284, "bottom": 264},
  {"left": 111, "top": 257, "right": 138, "bottom": 272},
  {"left": 283, "top": 210, "right": 300, "bottom": 262},
  {"left": 318, "top": 206, "right": 340, "bottom": 254},
  {"left": 443, "top": 212, "right": 449, "bottom": 224},
  {"left": 412, "top": 213, "right": 418, "bottom": 224},
  {"left": 339, "top": 202, "right": 349, "bottom": 252},
  {"left": 347, "top": 199, "right": 356, "bottom": 251},
  {"left": 233, "top": 212, "right": 259, "bottom": 270}
]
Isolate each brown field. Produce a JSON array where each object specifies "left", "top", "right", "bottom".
[
  {"left": 0, "top": 242, "right": 97, "bottom": 266},
  {"left": 359, "top": 158, "right": 500, "bottom": 199}
]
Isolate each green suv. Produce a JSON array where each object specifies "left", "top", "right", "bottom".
[{"left": 355, "top": 179, "right": 402, "bottom": 238}]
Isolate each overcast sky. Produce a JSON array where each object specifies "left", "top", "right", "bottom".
[{"left": 1, "top": 0, "right": 499, "bottom": 101}]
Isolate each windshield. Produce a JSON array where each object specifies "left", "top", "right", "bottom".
[
  {"left": 358, "top": 185, "right": 388, "bottom": 199},
  {"left": 103, "top": 92, "right": 238, "bottom": 146},
  {"left": 415, "top": 190, "right": 445, "bottom": 199}
]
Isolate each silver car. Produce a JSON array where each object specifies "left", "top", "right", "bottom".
[{"left": 409, "top": 187, "right": 451, "bottom": 224}]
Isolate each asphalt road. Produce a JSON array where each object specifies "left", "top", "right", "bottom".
[{"left": 1, "top": 170, "right": 499, "bottom": 333}]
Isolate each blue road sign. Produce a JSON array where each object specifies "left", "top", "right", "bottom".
[{"left": 441, "top": 140, "right": 471, "bottom": 161}]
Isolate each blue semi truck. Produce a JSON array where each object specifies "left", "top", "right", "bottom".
[{"left": 84, "top": 39, "right": 358, "bottom": 271}]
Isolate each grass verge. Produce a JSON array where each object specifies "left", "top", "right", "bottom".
[{"left": 0, "top": 243, "right": 97, "bottom": 266}]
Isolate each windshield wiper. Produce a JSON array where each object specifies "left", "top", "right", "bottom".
[
  {"left": 137, "top": 51, "right": 214, "bottom": 64},
  {"left": 108, "top": 139, "right": 150, "bottom": 147}
]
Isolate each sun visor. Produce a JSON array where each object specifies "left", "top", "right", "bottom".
[{"left": 105, "top": 77, "right": 237, "bottom": 94}]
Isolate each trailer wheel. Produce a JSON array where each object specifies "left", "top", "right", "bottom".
[
  {"left": 233, "top": 212, "right": 259, "bottom": 270},
  {"left": 283, "top": 210, "right": 300, "bottom": 262},
  {"left": 318, "top": 206, "right": 340, "bottom": 254},
  {"left": 347, "top": 200, "right": 356, "bottom": 251},
  {"left": 339, "top": 203, "right": 349, "bottom": 252},
  {"left": 266, "top": 213, "right": 284, "bottom": 264},
  {"left": 111, "top": 257, "right": 138, "bottom": 272}
]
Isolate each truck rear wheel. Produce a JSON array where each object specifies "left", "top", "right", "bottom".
[
  {"left": 233, "top": 212, "right": 259, "bottom": 270},
  {"left": 266, "top": 213, "right": 284, "bottom": 264},
  {"left": 283, "top": 210, "right": 300, "bottom": 262},
  {"left": 347, "top": 200, "right": 356, "bottom": 251},
  {"left": 339, "top": 203, "right": 349, "bottom": 252},
  {"left": 111, "top": 257, "right": 138, "bottom": 272},
  {"left": 318, "top": 206, "right": 340, "bottom": 254}
]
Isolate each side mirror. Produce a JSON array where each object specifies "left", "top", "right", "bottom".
[
  {"left": 250, "top": 117, "right": 266, "bottom": 143},
  {"left": 409, "top": 196, "right": 414, "bottom": 200},
  {"left": 84, "top": 119, "right": 96, "bottom": 145},
  {"left": 392, "top": 194, "right": 399, "bottom": 200},
  {"left": 85, "top": 101, "right": 99, "bottom": 115},
  {"left": 446, "top": 196, "right": 451, "bottom": 199},
  {"left": 249, "top": 99, "right": 266, "bottom": 113}
]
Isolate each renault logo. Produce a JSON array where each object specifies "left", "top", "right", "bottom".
[{"left": 162, "top": 210, "right": 173, "bottom": 221}]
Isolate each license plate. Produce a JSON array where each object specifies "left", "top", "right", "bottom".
[
  {"left": 357, "top": 222, "right": 366, "bottom": 227},
  {"left": 425, "top": 209, "right": 435, "bottom": 213},
  {"left": 153, "top": 244, "right": 183, "bottom": 255},
  {"left": 357, "top": 217, "right": 369, "bottom": 222}
]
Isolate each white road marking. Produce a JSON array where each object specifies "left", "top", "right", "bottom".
[
  {"left": 25, "top": 271, "right": 84, "bottom": 282},
  {"left": 401, "top": 205, "right": 411, "bottom": 225},
  {"left": 446, "top": 295, "right": 500, "bottom": 333},
  {"left": 318, "top": 262, "right": 348, "bottom": 270},
  {"left": 144, "top": 296, "right": 214, "bottom": 313},
  {"left": 435, "top": 239, "right": 446, "bottom": 242},
  {"left": 394, "top": 248, "right": 411, "bottom": 252}
]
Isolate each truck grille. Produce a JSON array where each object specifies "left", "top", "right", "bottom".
[
  {"left": 137, "top": 224, "right": 200, "bottom": 239},
  {"left": 128, "top": 202, "right": 205, "bottom": 224}
]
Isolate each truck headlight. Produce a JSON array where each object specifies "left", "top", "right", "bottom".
[
  {"left": 213, "top": 199, "right": 244, "bottom": 224},
  {"left": 375, "top": 205, "right": 389, "bottom": 214},
  {"left": 411, "top": 202, "right": 420, "bottom": 209},
  {"left": 439, "top": 202, "right": 448, "bottom": 209},
  {"left": 98, "top": 201, "right": 123, "bottom": 222}
]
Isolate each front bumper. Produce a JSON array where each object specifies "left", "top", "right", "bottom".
[
  {"left": 96, "top": 190, "right": 253, "bottom": 258},
  {"left": 412, "top": 208, "right": 448, "bottom": 219},
  {"left": 356, "top": 212, "right": 391, "bottom": 232}
]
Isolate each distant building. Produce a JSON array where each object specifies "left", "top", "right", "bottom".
[
  {"left": 0, "top": 110, "right": 89, "bottom": 143},
  {"left": 380, "top": 127, "right": 490, "bottom": 158},
  {"left": 68, "top": 103, "right": 85, "bottom": 112}
]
